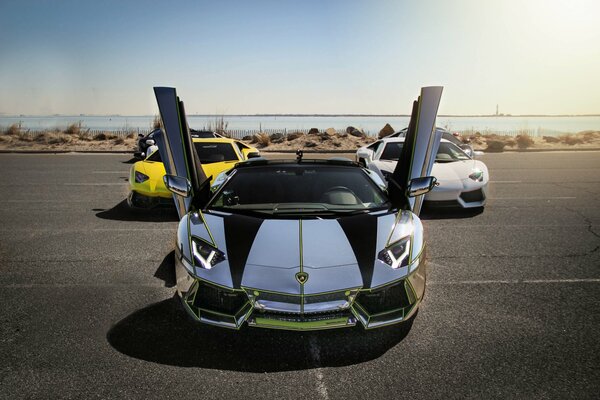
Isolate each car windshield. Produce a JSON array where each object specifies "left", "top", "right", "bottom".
[
  {"left": 380, "top": 142, "right": 471, "bottom": 162},
  {"left": 209, "top": 165, "right": 389, "bottom": 216},
  {"left": 436, "top": 142, "right": 471, "bottom": 162},
  {"left": 194, "top": 142, "right": 239, "bottom": 164}
]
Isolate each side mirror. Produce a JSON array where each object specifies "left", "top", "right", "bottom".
[
  {"left": 407, "top": 176, "right": 437, "bottom": 198},
  {"left": 459, "top": 144, "right": 473, "bottom": 157},
  {"left": 246, "top": 151, "right": 260, "bottom": 159},
  {"left": 138, "top": 133, "right": 144, "bottom": 138},
  {"left": 146, "top": 139, "right": 155, "bottom": 146},
  {"left": 356, "top": 148, "right": 374, "bottom": 161},
  {"left": 164, "top": 175, "right": 192, "bottom": 197}
]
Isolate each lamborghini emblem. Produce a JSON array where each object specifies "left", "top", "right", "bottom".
[{"left": 295, "top": 272, "right": 309, "bottom": 285}]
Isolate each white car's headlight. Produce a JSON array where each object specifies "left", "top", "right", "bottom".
[
  {"left": 469, "top": 169, "right": 484, "bottom": 182},
  {"left": 192, "top": 238, "right": 226, "bottom": 270},
  {"left": 377, "top": 237, "right": 410, "bottom": 269}
]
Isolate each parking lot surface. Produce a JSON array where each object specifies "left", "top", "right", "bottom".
[{"left": 0, "top": 151, "right": 598, "bottom": 399}]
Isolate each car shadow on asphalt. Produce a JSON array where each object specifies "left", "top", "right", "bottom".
[
  {"left": 106, "top": 296, "right": 414, "bottom": 372},
  {"left": 94, "top": 199, "right": 179, "bottom": 222},
  {"left": 420, "top": 206, "right": 484, "bottom": 220},
  {"left": 154, "top": 251, "right": 176, "bottom": 288},
  {"left": 121, "top": 157, "right": 139, "bottom": 164}
]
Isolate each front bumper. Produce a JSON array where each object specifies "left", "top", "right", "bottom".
[
  {"left": 425, "top": 181, "right": 488, "bottom": 208},
  {"left": 127, "top": 191, "right": 174, "bottom": 209},
  {"left": 174, "top": 251, "right": 426, "bottom": 331}
]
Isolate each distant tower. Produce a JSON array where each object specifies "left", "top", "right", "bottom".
[{"left": 496, "top": 104, "right": 499, "bottom": 116}]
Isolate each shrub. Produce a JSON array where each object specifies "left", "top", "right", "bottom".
[
  {"left": 560, "top": 135, "right": 584, "bottom": 145},
  {"left": 114, "top": 137, "right": 125, "bottom": 145},
  {"left": 152, "top": 115, "right": 161, "bottom": 129},
  {"left": 94, "top": 132, "right": 117, "bottom": 141},
  {"left": 543, "top": 136, "right": 560, "bottom": 143},
  {"left": 287, "top": 131, "right": 304, "bottom": 141},
  {"left": 5, "top": 123, "right": 20, "bottom": 136},
  {"left": 65, "top": 122, "right": 81, "bottom": 135},
  {"left": 126, "top": 131, "right": 136, "bottom": 139},
  {"left": 485, "top": 140, "right": 506, "bottom": 152},
  {"left": 253, "top": 133, "right": 271, "bottom": 147},
  {"left": 516, "top": 134, "right": 534, "bottom": 149},
  {"left": 0, "top": 135, "right": 12, "bottom": 143}
]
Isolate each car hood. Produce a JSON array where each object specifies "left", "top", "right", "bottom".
[
  {"left": 431, "top": 160, "right": 481, "bottom": 182},
  {"left": 180, "top": 210, "right": 422, "bottom": 294}
]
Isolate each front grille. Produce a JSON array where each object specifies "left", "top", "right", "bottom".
[
  {"left": 460, "top": 189, "right": 485, "bottom": 203},
  {"left": 355, "top": 281, "right": 411, "bottom": 315},
  {"left": 253, "top": 290, "right": 351, "bottom": 313},
  {"left": 192, "top": 281, "right": 248, "bottom": 314},
  {"left": 258, "top": 311, "right": 351, "bottom": 323}
]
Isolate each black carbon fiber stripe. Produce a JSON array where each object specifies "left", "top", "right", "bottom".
[
  {"left": 224, "top": 214, "right": 264, "bottom": 288},
  {"left": 337, "top": 214, "right": 378, "bottom": 288}
]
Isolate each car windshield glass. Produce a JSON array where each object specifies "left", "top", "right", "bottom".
[
  {"left": 194, "top": 142, "right": 239, "bottom": 164},
  {"left": 436, "top": 142, "right": 471, "bottom": 162},
  {"left": 209, "top": 165, "right": 389, "bottom": 216},
  {"left": 380, "top": 142, "right": 470, "bottom": 162},
  {"left": 380, "top": 142, "right": 403, "bottom": 160}
]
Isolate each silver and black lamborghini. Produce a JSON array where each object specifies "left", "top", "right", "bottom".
[{"left": 153, "top": 86, "right": 443, "bottom": 330}]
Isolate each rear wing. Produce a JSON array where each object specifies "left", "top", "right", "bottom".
[{"left": 388, "top": 86, "right": 443, "bottom": 215}]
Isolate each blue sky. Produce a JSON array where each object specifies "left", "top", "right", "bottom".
[{"left": 0, "top": 0, "right": 598, "bottom": 115}]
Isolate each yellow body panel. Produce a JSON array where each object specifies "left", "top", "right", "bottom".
[{"left": 129, "top": 138, "right": 258, "bottom": 200}]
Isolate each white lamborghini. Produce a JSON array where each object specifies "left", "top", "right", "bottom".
[{"left": 357, "top": 137, "right": 489, "bottom": 209}]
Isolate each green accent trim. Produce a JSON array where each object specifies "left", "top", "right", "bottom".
[
  {"left": 385, "top": 211, "right": 402, "bottom": 247},
  {"left": 252, "top": 316, "right": 351, "bottom": 330},
  {"left": 187, "top": 215, "right": 194, "bottom": 270},
  {"left": 364, "top": 249, "right": 426, "bottom": 292},
  {"left": 241, "top": 286, "right": 361, "bottom": 297},
  {"left": 197, "top": 210, "right": 216, "bottom": 246}
]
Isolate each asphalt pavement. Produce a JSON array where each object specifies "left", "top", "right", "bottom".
[{"left": 0, "top": 151, "right": 598, "bottom": 399}]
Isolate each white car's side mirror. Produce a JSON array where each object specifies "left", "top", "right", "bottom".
[{"left": 356, "top": 148, "right": 374, "bottom": 161}]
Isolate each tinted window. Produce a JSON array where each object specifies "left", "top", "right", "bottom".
[
  {"left": 194, "top": 142, "right": 239, "bottom": 164},
  {"left": 210, "top": 165, "right": 388, "bottom": 214},
  {"left": 436, "top": 142, "right": 471, "bottom": 162},
  {"left": 380, "top": 143, "right": 403, "bottom": 160}
]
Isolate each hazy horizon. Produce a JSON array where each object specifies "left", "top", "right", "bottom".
[{"left": 1, "top": 0, "right": 599, "bottom": 116}]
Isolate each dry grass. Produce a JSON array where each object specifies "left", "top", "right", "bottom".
[
  {"left": 93, "top": 132, "right": 117, "bottom": 141},
  {"left": 253, "top": 132, "right": 271, "bottom": 147},
  {"left": 152, "top": 115, "right": 161, "bottom": 129},
  {"left": 113, "top": 137, "right": 125, "bottom": 145},
  {"left": 516, "top": 134, "right": 534, "bottom": 149},
  {"left": 485, "top": 140, "right": 506, "bottom": 152},
  {"left": 5, "top": 123, "right": 21, "bottom": 136},
  {"left": 287, "top": 131, "right": 304, "bottom": 141},
  {"left": 64, "top": 123, "right": 81, "bottom": 135},
  {"left": 560, "top": 135, "right": 584, "bottom": 145}
]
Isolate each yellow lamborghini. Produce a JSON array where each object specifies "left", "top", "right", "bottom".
[{"left": 128, "top": 137, "right": 259, "bottom": 208}]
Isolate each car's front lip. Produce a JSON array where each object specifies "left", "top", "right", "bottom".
[{"left": 174, "top": 250, "right": 426, "bottom": 330}]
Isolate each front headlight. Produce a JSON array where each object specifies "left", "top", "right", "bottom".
[
  {"left": 192, "top": 238, "right": 226, "bottom": 270},
  {"left": 377, "top": 236, "right": 410, "bottom": 269},
  {"left": 135, "top": 171, "right": 149, "bottom": 183},
  {"left": 469, "top": 169, "right": 483, "bottom": 182}
]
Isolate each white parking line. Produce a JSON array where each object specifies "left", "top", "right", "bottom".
[
  {"left": 63, "top": 183, "right": 125, "bottom": 186},
  {"left": 490, "top": 196, "right": 576, "bottom": 200},
  {"left": 490, "top": 181, "right": 522, "bottom": 183},
  {"left": 428, "top": 278, "right": 600, "bottom": 285},
  {"left": 309, "top": 336, "right": 329, "bottom": 400}
]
